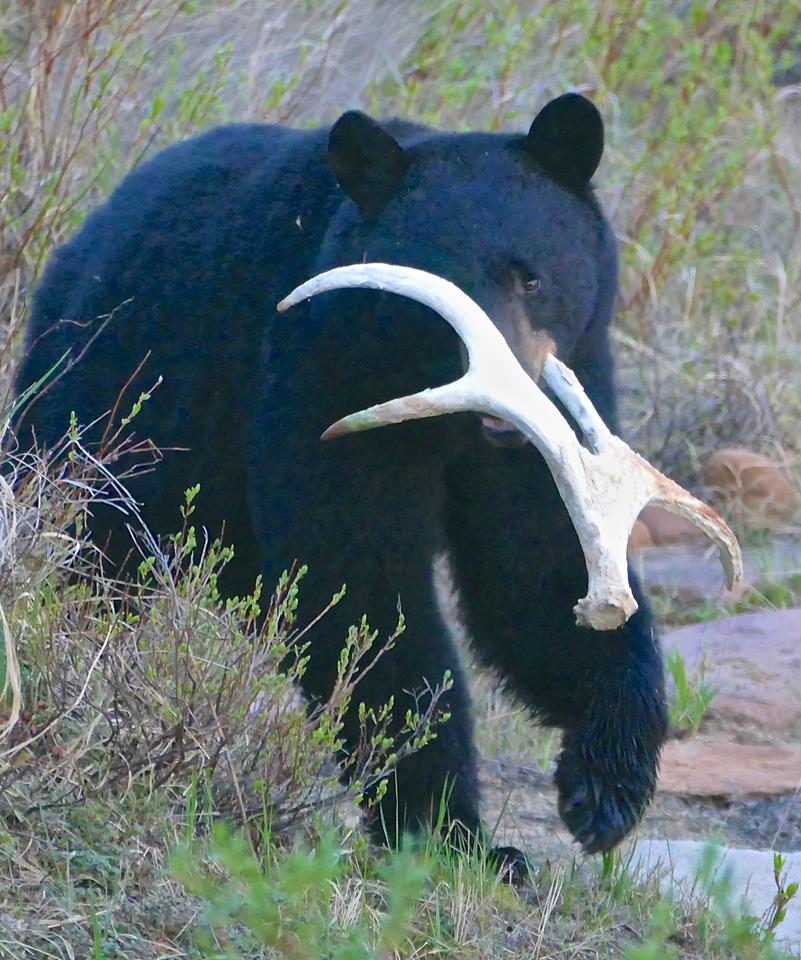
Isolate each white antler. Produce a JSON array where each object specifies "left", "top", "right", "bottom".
[{"left": 278, "top": 263, "right": 742, "bottom": 630}]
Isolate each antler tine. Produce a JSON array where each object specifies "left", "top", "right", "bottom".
[
  {"left": 278, "top": 263, "right": 510, "bottom": 366},
  {"left": 278, "top": 264, "right": 517, "bottom": 437},
  {"left": 278, "top": 264, "right": 580, "bottom": 451},
  {"left": 541, "top": 356, "right": 611, "bottom": 456}
]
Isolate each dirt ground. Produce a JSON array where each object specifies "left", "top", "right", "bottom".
[
  {"left": 481, "top": 750, "right": 801, "bottom": 864},
  {"left": 480, "top": 691, "right": 801, "bottom": 864}
]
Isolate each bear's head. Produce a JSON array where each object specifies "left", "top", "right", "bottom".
[{"left": 321, "top": 94, "right": 616, "bottom": 445}]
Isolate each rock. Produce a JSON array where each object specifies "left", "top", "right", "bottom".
[
  {"left": 663, "top": 608, "right": 801, "bottom": 731},
  {"left": 628, "top": 518, "right": 654, "bottom": 551},
  {"left": 659, "top": 737, "right": 801, "bottom": 798},
  {"left": 705, "top": 447, "right": 799, "bottom": 528},
  {"left": 640, "top": 536, "right": 801, "bottom": 605},
  {"left": 639, "top": 505, "right": 704, "bottom": 545},
  {"left": 629, "top": 840, "right": 801, "bottom": 951}
]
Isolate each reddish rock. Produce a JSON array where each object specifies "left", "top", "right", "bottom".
[
  {"left": 663, "top": 608, "right": 801, "bottom": 731},
  {"left": 659, "top": 737, "right": 801, "bottom": 798},
  {"left": 628, "top": 518, "right": 654, "bottom": 551},
  {"left": 639, "top": 505, "right": 704, "bottom": 545},
  {"left": 705, "top": 447, "right": 799, "bottom": 528},
  {"left": 639, "top": 537, "right": 801, "bottom": 604}
]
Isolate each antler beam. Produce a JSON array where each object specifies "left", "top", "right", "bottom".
[{"left": 278, "top": 263, "right": 742, "bottom": 630}]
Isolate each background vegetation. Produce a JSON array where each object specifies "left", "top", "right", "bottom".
[{"left": 1, "top": 1, "right": 800, "bottom": 957}]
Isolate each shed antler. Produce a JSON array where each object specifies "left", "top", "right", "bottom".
[{"left": 278, "top": 263, "right": 742, "bottom": 630}]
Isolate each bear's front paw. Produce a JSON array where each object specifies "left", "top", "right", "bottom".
[
  {"left": 487, "top": 845, "right": 532, "bottom": 885},
  {"left": 554, "top": 734, "right": 658, "bottom": 854}
]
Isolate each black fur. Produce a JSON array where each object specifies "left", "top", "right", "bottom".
[{"left": 16, "top": 94, "right": 667, "bottom": 854}]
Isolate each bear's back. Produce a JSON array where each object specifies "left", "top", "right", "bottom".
[
  {"left": 14, "top": 121, "right": 344, "bottom": 585},
  {"left": 19, "top": 124, "right": 330, "bottom": 435}
]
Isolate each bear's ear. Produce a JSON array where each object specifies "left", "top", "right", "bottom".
[
  {"left": 525, "top": 93, "right": 604, "bottom": 191},
  {"left": 328, "top": 111, "right": 410, "bottom": 217}
]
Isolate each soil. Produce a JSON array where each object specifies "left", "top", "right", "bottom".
[
  {"left": 481, "top": 685, "right": 801, "bottom": 866},
  {"left": 481, "top": 748, "right": 801, "bottom": 864}
]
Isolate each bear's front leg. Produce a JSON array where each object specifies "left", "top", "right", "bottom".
[
  {"left": 445, "top": 442, "right": 668, "bottom": 853},
  {"left": 550, "top": 602, "right": 667, "bottom": 853},
  {"left": 251, "top": 419, "right": 485, "bottom": 851},
  {"left": 351, "top": 656, "right": 482, "bottom": 851}
]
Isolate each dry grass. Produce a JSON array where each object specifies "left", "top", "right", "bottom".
[
  {"left": 367, "top": 1, "right": 801, "bottom": 489},
  {"left": 3, "top": 1, "right": 800, "bottom": 484},
  {"left": 0, "top": 431, "right": 450, "bottom": 958}
]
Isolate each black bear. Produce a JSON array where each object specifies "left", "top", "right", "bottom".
[{"left": 16, "top": 93, "right": 667, "bottom": 855}]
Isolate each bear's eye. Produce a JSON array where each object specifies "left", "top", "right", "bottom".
[{"left": 524, "top": 277, "right": 542, "bottom": 294}]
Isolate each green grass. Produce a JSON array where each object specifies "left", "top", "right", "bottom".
[
  {"left": 666, "top": 648, "right": 718, "bottom": 736},
  {"left": 168, "top": 824, "right": 799, "bottom": 959},
  {"left": 5, "top": 793, "right": 796, "bottom": 959}
]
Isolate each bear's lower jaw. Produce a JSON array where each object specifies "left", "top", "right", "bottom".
[{"left": 480, "top": 414, "right": 526, "bottom": 448}]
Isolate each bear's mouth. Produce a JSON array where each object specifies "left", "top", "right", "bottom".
[{"left": 480, "top": 414, "right": 526, "bottom": 448}]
